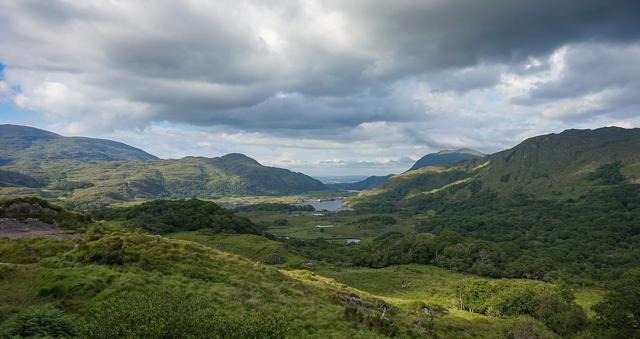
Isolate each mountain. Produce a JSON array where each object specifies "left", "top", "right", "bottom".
[
  {"left": 352, "top": 127, "right": 640, "bottom": 209},
  {"left": 0, "top": 126, "right": 327, "bottom": 208},
  {"left": 0, "top": 124, "right": 158, "bottom": 164},
  {"left": 407, "top": 148, "right": 483, "bottom": 172},
  {"left": 478, "top": 127, "right": 640, "bottom": 195},
  {"left": 348, "top": 127, "right": 640, "bottom": 282},
  {"left": 328, "top": 175, "right": 393, "bottom": 191},
  {"left": 1, "top": 155, "right": 326, "bottom": 209},
  {"left": 332, "top": 149, "right": 483, "bottom": 191}
]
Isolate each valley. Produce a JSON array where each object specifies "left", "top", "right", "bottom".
[{"left": 1, "top": 125, "right": 639, "bottom": 338}]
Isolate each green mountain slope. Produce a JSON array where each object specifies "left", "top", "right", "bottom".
[
  {"left": 0, "top": 155, "right": 326, "bottom": 209},
  {"left": 0, "top": 124, "right": 158, "bottom": 164},
  {"left": 354, "top": 127, "right": 640, "bottom": 208},
  {"left": 333, "top": 149, "right": 483, "bottom": 191},
  {"left": 328, "top": 175, "right": 393, "bottom": 191},
  {"left": 0, "top": 126, "right": 327, "bottom": 208},
  {"left": 408, "top": 148, "right": 483, "bottom": 172},
  {"left": 348, "top": 127, "right": 640, "bottom": 281},
  {"left": 478, "top": 127, "right": 640, "bottom": 196}
]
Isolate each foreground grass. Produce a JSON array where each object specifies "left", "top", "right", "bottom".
[
  {"left": 0, "top": 233, "right": 390, "bottom": 338},
  {"left": 0, "top": 231, "right": 548, "bottom": 338},
  {"left": 1, "top": 217, "right": 603, "bottom": 338}
]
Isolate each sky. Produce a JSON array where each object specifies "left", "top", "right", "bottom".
[{"left": 1, "top": 0, "right": 640, "bottom": 176}]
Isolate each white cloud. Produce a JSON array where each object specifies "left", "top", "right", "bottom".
[{"left": 1, "top": 1, "right": 639, "bottom": 175}]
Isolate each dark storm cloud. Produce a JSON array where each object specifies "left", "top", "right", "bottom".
[
  {"left": 338, "top": 0, "right": 640, "bottom": 77},
  {"left": 1, "top": 0, "right": 640, "bottom": 169},
  {"left": 153, "top": 91, "right": 424, "bottom": 134}
]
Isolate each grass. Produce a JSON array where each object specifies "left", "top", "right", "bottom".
[
  {"left": 1, "top": 232, "right": 395, "bottom": 338},
  {"left": 166, "top": 231, "right": 307, "bottom": 266},
  {"left": 1, "top": 230, "right": 561, "bottom": 338},
  {"left": 239, "top": 210, "right": 416, "bottom": 242},
  {"left": 574, "top": 288, "right": 605, "bottom": 318}
]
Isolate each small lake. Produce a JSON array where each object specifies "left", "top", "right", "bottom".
[{"left": 297, "top": 199, "right": 353, "bottom": 212}]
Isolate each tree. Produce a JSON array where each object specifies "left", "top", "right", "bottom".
[{"left": 593, "top": 269, "right": 640, "bottom": 338}]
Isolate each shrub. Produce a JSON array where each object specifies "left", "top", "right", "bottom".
[
  {"left": 343, "top": 306, "right": 399, "bottom": 337},
  {"left": 534, "top": 292, "right": 586, "bottom": 336},
  {"left": 504, "top": 316, "right": 555, "bottom": 339},
  {"left": 0, "top": 304, "right": 77, "bottom": 338},
  {"left": 495, "top": 286, "right": 538, "bottom": 316},
  {"left": 588, "top": 161, "right": 625, "bottom": 184},
  {"left": 593, "top": 269, "right": 640, "bottom": 338},
  {"left": 92, "top": 199, "right": 260, "bottom": 234},
  {"left": 273, "top": 218, "right": 289, "bottom": 226},
  {"left": 76, "top": 236, "right": 129, "bottom": 265},
  {"left": 82, "top": 289, "right": 288, "bottom": 338}
]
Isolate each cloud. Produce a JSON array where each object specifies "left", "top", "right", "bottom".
[
  {"left": 0, "top": 0, "right": 639, "bottom": 174},
  {"left": 512, "top": 43, "right": 640, "bottom": 121}
]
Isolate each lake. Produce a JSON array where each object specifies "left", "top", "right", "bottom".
[{"left": 297, "top": 198, "right": 353, "bottom": 212}]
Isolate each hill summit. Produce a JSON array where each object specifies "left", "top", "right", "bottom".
[
  {"left": 0, "top": 124, "right": 158, "bottom": 164},
  {"left": 408, "top": 148, "right": 483, "bottom": 172}
]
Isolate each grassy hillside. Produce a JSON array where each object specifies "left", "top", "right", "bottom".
[
  {"left": 332, "top": 149, "right": 482, "bottom": 192},
  {"left": 329, "top": 175, "right": 393, "bottom": 191},
  {"left": 0, "top": 155, "right": 326, "bottom": 209},
  {"left": 0, "top": 124, "right": 157, "bottom": 164},
  {"left": 353, "top": 127, "right": 640, "bottom": 208},
  {"left": 0, "top": 199, "right": 514, "bottom": 338},
  {"left": 2, "top": 197, "right": 638, "bottom": 337}
]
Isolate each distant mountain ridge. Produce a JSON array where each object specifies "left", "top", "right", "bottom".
[
  {"left": 328, "top": 175, "right": 393, "bottom": 191},
  {"left": 0, "top": 125, "right": 326, "bottom": 209},
  {"left": 0, "top": 124, "right": 158, "bottom": 164},
  {"left": 332, "top": 149, "right": 483, "bottom": 191},
  {"left": 407, "top": 148, "right": 483, "bottom": 172}
]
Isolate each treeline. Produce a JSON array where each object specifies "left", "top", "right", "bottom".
[
  {"left": 233, "top": 203, "right": 315, "bottom": 212},
  {"left": 318, "top": 184, "right": 640, "bottom": 283},
  {"left": 92, "top": 199, "right": 260, "bottom": 235},
  {"left": 415, "top": 185, "right": 640, "bottom": 282}
]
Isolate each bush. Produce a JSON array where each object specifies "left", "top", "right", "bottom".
[
  {"left": 0, "top": 304, "right": 77, "bottom": 338},
  {"left": 534, "top": 292, "right": 586, "bottom": 336},
  {"left": 343, "top": 306, "right": 399, "bottom": 337},
  {"left": 504, "top": 316, "right": 556, "bottom": 339},
  {"left": 76, "top": 236, "right": 129, "bottom": 265},
  {"left": 495, "top": 287, "right": 538, "bottom": 316},
  {"left": 458, "top": 279, "right": 585, "bottom": 336},
  {"left": 588, "top": 161, "right": 625, "bottom": 184},
  {"left": 593, "top": 269, "right": 640, "bottom": 338},
  {"left": 273, "top": 218, "right": 289, "bottom": 226},
  {"left": 82, "top": 289, "right": 289, "bottom": 338},
  {"left": 92, "top": 199, "right": 259, "bottom": 235}
]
